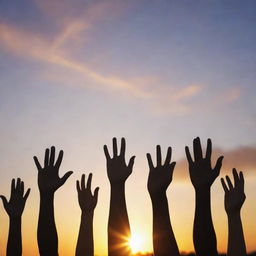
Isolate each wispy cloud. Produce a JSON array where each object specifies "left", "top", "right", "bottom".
[{"left": 0, "top": 0, "right": 202, "bottom": 115}]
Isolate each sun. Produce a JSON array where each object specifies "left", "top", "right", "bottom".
[{"left": 128, "top": 233, "right": 145, "bottom": 253}]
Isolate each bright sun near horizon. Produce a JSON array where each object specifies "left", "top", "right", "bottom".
[{"left": 129, "top": 233, "right": 146, "bottom": 254}]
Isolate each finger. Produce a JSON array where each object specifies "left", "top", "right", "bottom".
[
  {"left": 17, "top": 178, "right": 21, "bottom": 191},
  {"left": 221, "top": 178, "right": 229, "bottom": 193},
  {"left": 156, "top": 145, "right": 162, "bottom": 166},
  {"left": 165, "top": 147, "right": 172, "bottom": 165},
  {"left": 60, "top": 171, "right": 73, "bottom": 186},
  {"left": 128, "top": 156, "right": 136, "bottom": 170},
  {"left": 11, "top": 178, "right": 15, "bottom": 193},
  {"left": 226, "top": 175, "right": 233, "bottom": 190},
  {"left": 44, "top": 148, "right": 49, "bottom": 168},
  {"left": 24, "top": 188, "right": 31, "bottom": 201},
  {"left": 103, "top": 145, "right": 111, "bottom": 160},
  {"left": 0, "top": 195, "right": 8, "bottom": 209},
  {"left": 185, "top": 146, "right": 193, "bottom": 165},
  {"left": 232, "top": 168, "right": 239, "bottom": 187},
  {"left": 94, "top": 187, "right": 99, "bottom": 201},
  {"left": 120, "top": 137, "right": 126, "bottom": 156},
  {"left": 33, "top": 156, "right": 42, "bottom": 171},
  {"left": 206, "top": 139, "right": 212, "bottom": 159},
  {"left": 21, "top": 181, "right": 24, "bottom": 195},
  {"left": 170, "top": 161, "right": 176, "bottom": 171},
  {"left": 213, "top": 156, "right": 224, "bottom": 176},
  {"left": 55, "top": 150, "right": 63, "bottom": 169},
  {"left": 76, "top": 180, "right": 81, "bottom": 192},
  {"left": 81, "top": 174, "right": 86, "bottom": 190},
  {"left": 193, "top": 137, "right": 203, "bottom": 160},
  {"left": 113, "top": 137, "right": 118, "bottom": 157},
  {"left": 239, "top": 171, "right": 244, "bottom": 188},
  {"left": 146, "top": 153, "right": 154, "bottom": 169},
  {"left": 16, "top": 178, "right": 21, "bottom": 191},
  {"left": 87, "top": 173, "right": 92, "bottom": 190},
  {"left": 49, "top": 146, "right": 55, "bottom": 166}
]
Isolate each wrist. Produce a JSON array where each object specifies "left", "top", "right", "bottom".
[
  {"left": 81, "top": 210, "right": 94, "bottom": 218},
  {"left": 10, "top": 215, "right": 22, "bottom": 222},
  {"left": 40, "top": 191, "right": 54, "bottom": 200},
  {"left": 227, "top": 210, "right": 241, "bottom": 219}
]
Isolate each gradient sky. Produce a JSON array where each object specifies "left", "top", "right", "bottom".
[{"left": 0, "top": 0, "right": 256, "bottom": 255}]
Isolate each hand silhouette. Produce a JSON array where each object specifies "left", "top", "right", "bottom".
[
  {"left": 33, "top": 146, "right": 73, "bottom": 194},
  {"left": 104, "top": 138, "right": 135, "bottom": 185},
  {"left": 0, "top": 178, "right": 30, "bottom": 218},
  {"left": 77, "top": 173, "right": 99, "bottom": 213},
  {"left": 185, "top": 137, "right": 224, "bottom": 190},
  {"left": 221, "top": 169, "right": 246, "bottom": 215},
  {"left": 147, "top": 145, "right": 176, "bottom": 196}
]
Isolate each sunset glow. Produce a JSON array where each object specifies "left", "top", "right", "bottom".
[{"left": 0, "top": 1, "right": 256, "bottom": 255}]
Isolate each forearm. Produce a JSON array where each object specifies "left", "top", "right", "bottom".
[
  {"left": 194, "top": 188, "right": 218, "bottom": 256},
  {"left": 76, "top": 212, "right": 94, "bottom": 256},
  {"left": 7, "top": 217, "right": 22, "bottom": 256},
  {"left": 38, "top": 193, "right": 58, "bottom": 256},
  {"left": 227, "top": 212, "right": 246, "bottom": 256},
  {"left": 151, "top": 193, "right": 179, "bottom": 256},
  {"left": 108, "top": 183, "right": 131, "bottom": 256}
]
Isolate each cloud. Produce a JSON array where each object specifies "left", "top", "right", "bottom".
[
  {"left": 174, "top": 145, "right": 256, "bottom": 181},
  {"left": 0, "top": 1, "right": 202, "bottom": 115}
]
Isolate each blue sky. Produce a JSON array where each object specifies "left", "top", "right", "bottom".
[{"left": 0, "top": 0, "right": 256, "bottom": 255}]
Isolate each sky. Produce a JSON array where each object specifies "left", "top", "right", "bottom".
[{"left": 0, "top": 0, "right": 256, "bottom": 255}]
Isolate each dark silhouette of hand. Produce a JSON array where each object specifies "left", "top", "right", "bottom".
[
  {"left": 77, "top": 173, "right": 99, "bottom": 213},
  {"left": 147, "top": 145, "right": 176, "bottom": 196},
  {"left": 0, "top": 178, "right": 30, "bottom": 218},
  {"left": 33, "top": 146, "right": 73, "bottom": 194},
  {"left": 185, "top": 137, "right": 224, "bottom": 190},
  {"left": 221, "top": 169, "right": 246, "bottom": 215},
  {"left": 104, "top": 138, "right": 135, "bottom": 185}
]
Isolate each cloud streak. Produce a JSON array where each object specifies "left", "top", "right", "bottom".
[{"left": 174, "top": 145, "right": 256, "bottom": 181}]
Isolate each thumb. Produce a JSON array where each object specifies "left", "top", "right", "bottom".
[
  {"left": 214, "top": 156, "right": 224, "bottom": 176},
  {"left": 0, "top": 195, "right": 8, "bottom": 209},
  {"left": 94, "top": 187, "right": 99, "bottom": 201},
  {"left": 128, "top": 156, "right": 136, "bottom": 170},
  {"left": 60, "top": 171, "right": 73, "bottom": 186}
]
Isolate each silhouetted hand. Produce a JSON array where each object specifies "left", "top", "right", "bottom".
[
  {"left": 185, "top": 137, "right": 224, "bottom": 190},
  {"left": 77, "top": 173, "right": 99, "bottom": 213},
  {"left": 0, "top": 178, "right": 30, "bottom": 218},
  {"left": 104, "top": 138, "right": 135, "bottom": 185},
  {"left": 221, "top": 169, "right": 245, "bottom": 215},
  {"left": 147, "top": 145, "right": 176, "bottom": 196},
  {"left": 33, "top": 146, "right": 73, "bottom": 194}
]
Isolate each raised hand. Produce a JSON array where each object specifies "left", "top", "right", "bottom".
[
  {"left": 0, "top": 178, "right": 30, "bottom": 218},
  {"left": 104, "top": 137, "right": 135, "bottom": 185},
  {"left": 221, "top": 169, "right": 247, "bottom": 256},
  {"left": 147, "top": 145, "right": 180, "bottom": 256},
  {"left": 77, "top": 173, "right": 99, "bottom": 213},
  {"left": 76, "top": 173, "right": 99, "bottom": 256},
  {"left": 221, "top": 169, "right": 246, "bottom": 215},
  {"left": 33, "top": 146, "right": 73, "bottom": 194},
  {"left": 147, "top": 145, "right": 176, "bottom": 196},
  {"left": 185, "top": 137, "right": 224, "bottom": 190},
  {"left": 1, "top": 178, "right": 30, "bottom": 256},
  {"left": 186, "top": 137, "right": 221, "bottom": 256}
]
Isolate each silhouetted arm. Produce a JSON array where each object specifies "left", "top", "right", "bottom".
[
  {"left": 185, "top": 137, "right": 223, "bottom": 256},
  {"left": 104, "top": 138, "right": 135, "bottom": 256},
  {"left": 33, "top": 146, "right": 73, "bottom": 256},
  {"left": 147, "top": 145, "right": 179, "bottom": 256},
  {"left": 221, "top": 169, "right": 246, "bottom": 256},
  {"left": 76, "top": 173, "right": 99, "bottom": 256},
  {"left": 0, "top": 178, "right": 30, "bottom": 256}
]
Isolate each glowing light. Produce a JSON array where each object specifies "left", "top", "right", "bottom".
[{"left": 129, "top": 233, "right": 145, "bottom": 253}]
